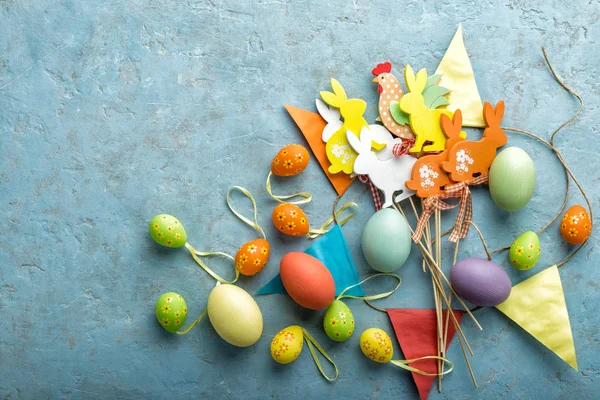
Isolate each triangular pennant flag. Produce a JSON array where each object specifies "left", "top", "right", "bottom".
[
  {"left": 388, "top": 309, "right": 464, "bottom": 400},
  {"left": 256, "top": 224, "right": 365, "bottom": 296},
  {"left": 496, "top": 265, "right": 578, "bottom": 371},
  {"left": 284, "top": 104, "right": 355, "bottom": 196},
  {"left": 435, "top": 24, "right": 485, "bottom": 127}
]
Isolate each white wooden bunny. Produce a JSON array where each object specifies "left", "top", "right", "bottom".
[
  {"left": 347, "top": 127, "right": 417, "bottom": 208},
  {"left": 316, "top": 99, "right": 403, "bottom": 162}
]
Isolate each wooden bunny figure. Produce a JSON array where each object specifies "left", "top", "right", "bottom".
[
  {"left": 442, "top": 101, "right": 507, "bottom": 182},
  {"left": 400, "top": 65, "right": 453, "bottom": 153},
  {"left": 347, "top": 128, "right": 417, "bottom": 208},
  {"left": 405, "top": 110, "right": 467, "bottom": 198},
  {"left": 320, "top": 79, "right": 370, "bottom": 175}
]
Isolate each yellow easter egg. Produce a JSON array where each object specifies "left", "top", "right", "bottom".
[
  {"left": 359, "top": 328, "right": 394, "bottom": 363},
  {"left": 271, "top": 144, "right": 310, "bottom": 177},
  {"left": 271, "top": 325, "right": 304, "bottom": 364},
  {"left": 272, "top": 203, "right": 310, "bottom": 236}
]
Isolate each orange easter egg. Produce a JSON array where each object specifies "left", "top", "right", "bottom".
[
  {"left": 280, "top": 252, "right": 335, "bottom": 310},
  {"left": 560, "top": 205, "right": 592, "bottom": 245},
  {"left": 235, "top": 238, "right": 270, "bottom": 276},
  {"left": 271, "top": 144, "right": 310, "bottom": 177},
  {"left": 272, "top": 203, "right": 310, "bottom": 236}
]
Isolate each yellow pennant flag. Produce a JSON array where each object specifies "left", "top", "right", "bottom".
[
  {"left": 435, "top": 24, "right": 485, "bottom": 127},
  {"left": 496, "top": 265, "right": 578, "bottom": 371}
]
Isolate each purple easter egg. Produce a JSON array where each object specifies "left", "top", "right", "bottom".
[{"left": 450, "top": 258, "right": 512, "bottom": 306}]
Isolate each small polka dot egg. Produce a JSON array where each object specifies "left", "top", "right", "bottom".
[
  {"left": 509, "top": 231, "right": 541, "bottom": 270},
  {"left": 155, "top": 292, "right": 187, "bottom": 333},
  {"left": 560, "top": 205, "right": 592, "bottom": 245},
  {"left": 272, "top": 203, "right": 310, "bottom": 236},
  {"left": 360, "top": 328, "right": 394, "bottom": 363},
  {"left": 235, "top": 238, "right": 270, "bottom": 276},
  {"left": 149, "top": 214, "right": 187, "bottom": 248},
  {"left": 271, "top": 144, "right": 310, "bottom": 177},
  {"left": 323, "top": 300, "right": 355, "bottom": 342},
  {"left": 271, "top": 325, "right": 304, "bottom": 364}
]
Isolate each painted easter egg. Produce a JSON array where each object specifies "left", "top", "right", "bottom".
[
  {"left": 509, "top": 231, "right": 541, "bottom": 270},
  {"left": 280, "top": 252, "right": 335, "bottom": 310},
  {"left": 450, "top": 258, "right": 512, "bottom": 306},
  {"left": 149, "top": 214, "right": 187, "bottom": 248},
  {"left": 272, "top": 203, "right": 310, "bottom": 236},
  {"left": 271, "top": 325, "right": 304, "bottom": 364},
  {"left": 155, "top": 292, "right": 187, "bottom": 333},
  {"left": 271, "top": 144, "right": 310, "bottom": 177},
  {"left": 207, "top": 284, "right": 263, "bottom": 347},
  {"left": 359, "top": 328, "right": 394, "bottom": 363},
  {"left": 235, "top": 238, "right": 270, "bottom": 276},
  {"left": 323, "top": 300, "right": 355, "bottom": 342},
  {"left": 560, "top": 205, "right": 592, "bottom": 245},
  {"left": 361, "top": 208, "right": 412, "bottom": 272},
  {"left": 489, "top": 147, "right": 536, "bottom": 212}
]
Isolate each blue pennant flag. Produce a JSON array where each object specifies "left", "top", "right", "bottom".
[{"left": 256, "top": 224, "right": 365, "bottom": 296}]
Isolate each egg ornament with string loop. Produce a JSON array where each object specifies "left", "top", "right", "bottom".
[
  {"left": 155, "top": 292, "right": 208, "bottom": 335},
  {"left": 266, "top": 144, "right": 312, "bottom": 205},
  {"left": 148, "top": 214, "right": 238, "bottom": 284},
  {"left": 271, "top": 325, "right": 339, "bottom": 381},
  {"left": 323, "top": 273, "right": 402, "bottom": 342},
  {"left": 226, "top": 186, "right": 271, "bottom": 276}
]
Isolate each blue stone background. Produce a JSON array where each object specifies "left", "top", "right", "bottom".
[{"left": 1, "top": 0, "right": 598, "bottom": 398}]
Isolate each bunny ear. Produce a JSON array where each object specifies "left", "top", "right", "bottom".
[
  {"left": 320, "top": 91, "right": 342, "bottom": 108},
  {"left": 440, "top": 113, "right": 456, "bottom": 139},
  {"left": 316, "top": 99, "right": 340, "bottom": 123},
  {"left": 346, "top": 130, "right": 362, "bottom": 153},
  {"left": 493, "top": 100, "right": 505, "bottom": 122},
  {"left": 404, "top": 65, "right": 416, "bottom": 92},
  {"left": 359, "top": 127, "right": 372, "bottom": 151},
  {"left": 330, "top": 79, "right": 347, "bottom": 100},
  {"left": 483, "top": 101, "right": 497, "bottom": 127},
  {"left": 414, "top": 68, "right": 428, "bottom": 92},
  {"left": 452, "top": 109, "right": 463, "bottom": 130}
]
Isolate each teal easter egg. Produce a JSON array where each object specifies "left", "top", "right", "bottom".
[
  {"left": 509, "top": 231, "right": 541, "bottom": 270},
  {"left": 489, "top": 147, "right": 536, "bottom": 212},
  {"left": 149, "top": 214, "right": 187, "bottom": 248},
  {"left": 323, "top": 300, "right": 355, "bottom": 342},
  {"left": 155, "top": 292, "right": 187, "bottom": 333},
  {"left": 361, "top": 208, "right": 411, "bottom": 272}
]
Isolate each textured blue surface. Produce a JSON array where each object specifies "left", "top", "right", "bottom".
[{"left": 1, "top": 1, "right": 599, "bottom": 399}]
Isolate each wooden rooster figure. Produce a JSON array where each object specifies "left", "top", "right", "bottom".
[{"left": 372, "top": 62, "right": 415, "bottom": 140}]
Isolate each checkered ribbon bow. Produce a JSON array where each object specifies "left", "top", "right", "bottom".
[
  {"left": 413, "top": 173, "right": 489, "bottom": 243},
  {"left": 359, "top": 139, "right": 415, "bottom": 211}
]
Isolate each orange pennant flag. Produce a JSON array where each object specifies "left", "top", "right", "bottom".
[
  {"left": 388, "top": 309, "right": 463, "bottom": 400},
  {"left": 284, "top": 104, "right": 355, "bottom": 196}
]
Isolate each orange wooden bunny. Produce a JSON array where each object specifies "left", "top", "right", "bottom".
[
  {"left": 405, "top": 110, "right": 467, "bottom": 197},
  {"left": 442, "top": 101, "right": 507, "bottom": 182}
]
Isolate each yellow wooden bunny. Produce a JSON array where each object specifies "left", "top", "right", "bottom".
[
  {"left": 320, "top": 79, "right": 383, "bottom": 175},
  {"left": 400, "top": 65, "right": 453, "bottom": 153}
]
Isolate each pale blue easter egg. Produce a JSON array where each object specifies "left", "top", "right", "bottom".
[{"left": 361, "top": 208, "right": 412, "bottom": 272}]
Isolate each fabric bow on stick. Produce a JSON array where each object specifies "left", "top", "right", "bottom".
[{"left": 413, "top": 173, "right": 489, "bottom": 243}]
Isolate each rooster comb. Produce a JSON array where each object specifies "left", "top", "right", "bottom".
[{"left": 372, "top": 61, "right": 392, "bottom": 76}]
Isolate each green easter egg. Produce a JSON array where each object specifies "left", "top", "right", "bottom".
[
  {"left": 361, "top": 208, "right": 412, "bottom": 272},
  {"left": 155, "top": 292, "right": 187, "bottom": 333},
  {"left": 489, "top": 147, "right": 536, "bottom": 212},
  {"left": 149, "top": 214, "right": 187, "bottom": 248},
  {"left": 323, "top": 300, "right": 355, "bottom": 342},
  {"left": 509, "top": 231, "right": 540, "bottom": 270}
]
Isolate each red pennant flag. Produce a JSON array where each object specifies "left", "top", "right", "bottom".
[{"left": 387, "top": 309, "right": 464, "bottom": 400}]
